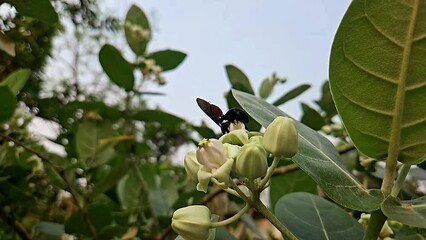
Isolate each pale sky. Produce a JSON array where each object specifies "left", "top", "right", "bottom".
[{"left": 102, "top": 0, "right": 352, "bottom": 128}]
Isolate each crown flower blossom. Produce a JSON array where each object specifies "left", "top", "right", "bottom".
[
  {"left": 171, "top": 205, "right": 212, "bottom": 240},
  {"left": 195, "top": 139, "right": 234, "bottom": 192}
]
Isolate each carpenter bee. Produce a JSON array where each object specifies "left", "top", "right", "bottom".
[{"left": 196, "top": 98, "right": 249, "bottom": 134}]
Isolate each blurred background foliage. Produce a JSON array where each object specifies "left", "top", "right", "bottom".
[{"left": 0, "top": 1, "right": 424, "bottom": 239}]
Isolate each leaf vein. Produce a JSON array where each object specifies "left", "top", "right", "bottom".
[
  {"left": 405, "top": 81, "right": 426, "bottom": 91},
  {"left": 402, "top": 117, "right": 426, "bottom": 128},
  {"left": 311, "top": 195, "right": 330, "bottom": 240},
  {"left": 341, "top": 92, "right": 394, "bottom": 117},
  {"left": 344, "top": 53, "right": 398, "bottom": 85},
  {"left": 364, "top": 13, "right": 404, "bottom": 48}
]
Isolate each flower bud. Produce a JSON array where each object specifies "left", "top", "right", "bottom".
[
  {"left": 172, "top": 205, "right": 212, "bottom": 240},
  {"left": 236, "top": 143, "right": 268, "bottom": 180},
  {"left": 219, "top": 129, "right": 249, "bottom": 146},
  {"left": 196, "top": 139, "right": 227, "bottom": 170},
  {"left": 184, "top": 151, "right": 200, "bottom": 182},
  {"left": 262, "top": 116, "right": 298, "bottom": 157}
]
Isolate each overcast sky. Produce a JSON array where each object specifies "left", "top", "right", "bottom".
[{"left": 101, "top": 0, "right": 352, "bottom": 128}]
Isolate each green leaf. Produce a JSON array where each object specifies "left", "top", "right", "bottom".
[
  {"left": 225, "top": 65, "right": 254, "bottom": 94},
  {"left": 131, "top": 110, "right": 186, "bottom": 125},
  {"left": 117, "top": 172, "right": 147, "bottom": 210},
  {"left": 275, "top": 192, "right": 364, "bottom": 240},
  {"left": 91, "top": 159, "right": 131, "bottom": 197},
  {"left": 270, "top": 170, "right": 317, "bottom": 211},
  {"left": 232, "top": 89, "right": 383, "bottom": 211},
  {"left": 75, "top": 121, "right": 116, "bottom": 167},
  {"left": 87, "top": 204, "right": 113, "bottom": 231},
  {"left": 0, "top": 86, "right": 16, "bottom": 123},
  {"left": 315, "top": 81, "right": 337, "bottom": 118},
  {"left": 301, "top": 103, "right": 326, "bottom": 131},
  {"left": 329, "top": 0, "right": 426, "bottom": 164},
  {"left": 6, "top": 0, "right": 58, "bottom": 23},
  {"left": 146, "top": 49, "right": 187, "bottom": 71},
  {"left": 99, "top": 44, "right": 134, "bottom": 91},
  {"left": 272, "top": 84, "right": 311, "bottom": 106},
  {"left": 124, "top": 5, "right": 151, "bottom": 55},
  {"left": 382, "top": 196, "right": 426, "bottom": 228},
  {"left": 0, "top": 69, "right": 31, "bottom": 95}
]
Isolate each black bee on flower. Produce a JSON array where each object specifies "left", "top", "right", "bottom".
[{"left": 196, "top": 98, "right": 249, "bottom": 134}]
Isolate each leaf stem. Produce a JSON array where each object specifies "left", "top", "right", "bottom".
[
  {"left": 210, "top": 204, "right": 250, "bottom": 228},
  {"left": 391, "top": 164, "right": 411, "bottom": 197}
]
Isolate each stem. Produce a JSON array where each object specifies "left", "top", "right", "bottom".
[
  {"left": 253, "top": 198, "right": 297, "bottom": 240},
  {"left": 229, "top": 179, "right": 251, "bottom": 203},
  {"left": 259, "top": 156, "right": 281, "bottom": 189},
  {"left": 211, "top": 178, "right": 240, "bottom": 198},
  {"left": 210, "top": 204, "right": 250, "bottom": 228},
  {"left": 363, "top": 210, "right": 387, "bottom": 240},
  {"left": 391, "top": 164, "right": 411, "bottom": 197}
]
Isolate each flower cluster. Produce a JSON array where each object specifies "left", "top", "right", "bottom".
[{"left": 173, "top": 116, "right": 299, "bottom": 239}]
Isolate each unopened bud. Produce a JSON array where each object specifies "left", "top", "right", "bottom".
[
  {"left": 236, "top": 143, "right": 268, "bottom": 180},
  {"left": 262, "top": 116, "right": 298, "bottom": 157},
  {"left": 172, "top": 205, "right": 212, "bottom": 240}
]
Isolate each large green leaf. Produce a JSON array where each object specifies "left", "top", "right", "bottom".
[
  {"left": 0, "top": 86, "right": 16, "bottom": 123},
  {"left": 99, "top": 44, "right": 135, "bottom": 91},
  {"left": 146, "top": 49, "right": 187, "bottom": 71},
  {"left": 7, "top": 0, "right": 58, "bottom": 23},
  {"left": 0, "top": 69, "right": 31, "bottom": 95},
  {"left": 329, "top": 0, "right": 426, "bottom": 164},
  {"left": 275, "top": 192, "right": 364, "bottom": 240},
  {"left": 124, "top": 5, "right": 151, "bottom": 55},
  {"left": 232, "top": 89, "right": 383, "bottom": 211},
  {"left": 382, "top": 196, "right": 426, "bottom": 228}
]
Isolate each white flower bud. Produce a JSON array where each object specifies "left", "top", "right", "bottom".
[
  {"left": 262, "top": 116, "right": 298, "bottom": 157},
  {"left": 172, "top": 205, "right": 212, "bottom": 240},
  {"left": 236, "top": 143, "right": 268, "bottom": 180}
]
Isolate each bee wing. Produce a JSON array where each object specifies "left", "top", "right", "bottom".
[{"left": 196, "top": 98, "right": 223, "bottom": 126}]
